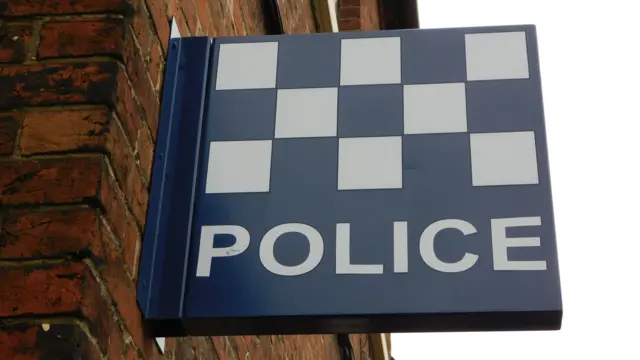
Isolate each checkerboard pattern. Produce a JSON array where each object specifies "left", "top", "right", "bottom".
[{"left": 205, "top": 29, "right": 541, "bottom": 194}]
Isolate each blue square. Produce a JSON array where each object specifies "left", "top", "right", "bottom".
[
  {"left": 276, "top": 35, "right": 341, "bottom": 89},
  {"left": 206, "top": 89, "right": 276, "bottom": 141},
  {"left": 338, "top": 85, "right": 403, "bottom": 137},
  {"left": 270, "top": 138, "right": 338, "bottom": 196},
  {"left": 403, "top": 133, "right": 472, "bottom": 199},
  {"left": 466, "top": 79, "right": 543, "bottom": 133},
  {"left": 402, "top": 29, "right": 466, "bottom": 84}
]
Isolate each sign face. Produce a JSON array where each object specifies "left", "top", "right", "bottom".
[{"left": 137, "top": 25, "right": 563, "bottom": 337}]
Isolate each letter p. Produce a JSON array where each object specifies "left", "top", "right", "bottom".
[{"left": 196, "top": 225, "right": 250, "bottom": 277}]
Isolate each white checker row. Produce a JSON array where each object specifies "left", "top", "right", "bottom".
[
  {"left": 206, "top": 31, "right": 539, "bottom": 194},
  {"left": 205, "top": 131, "right": 540, "bottom": 194},
  {"left": 273, "top": 83, "right": 469, "bottom": 138},
  {"left": 213, "top": 32, "right": 530, "bottom": 90}
]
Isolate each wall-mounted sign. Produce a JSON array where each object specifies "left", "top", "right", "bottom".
[{"left": 137, "top": 25, "right": 563, "bottom": 337}]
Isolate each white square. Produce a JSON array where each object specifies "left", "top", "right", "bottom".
[
  {"left": 340, "top": 37, "right": 401, "bottom": 86},
  {"left": 275, "top": 88, "right": 338, "bottom": 138},
  {"left": 215, "top": 42, "right": 278, "bottom": 90},
  {"left": 205, "top": 140, "right": 272, "bottom": 194},
  {"left": 403, "top": 83, "right": 467, "bottom": 134},
  {"left": 338, "top": 137, "right": 403, "bottom": 190},
  {"left": 465, "top": 32, "right": 530, "bottom": 81},
  {"left": 470, "top": 131, "right": 539, "bottom": 186}
]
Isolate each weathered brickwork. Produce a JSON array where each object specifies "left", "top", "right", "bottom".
[
  {"left": 0, "top": 0, "right": 386, "bottom": 358},
  {"left": 337, "top": 0, "right": 380, "bottom": 31}
]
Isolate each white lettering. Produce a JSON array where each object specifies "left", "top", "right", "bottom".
[
  {"left": 197, "top": 216, "right": 550, "bottom": 276},
  {"left": 393, "top": 221, "right": 408, "bottom": 273},
  {"left": 259, "top": 223, "right": 324, "bottom": 276},
  {"left": 419, "top": 219, "right": 479, "bottom": 273},
  {"left": 491, "top": 217, "right": 547, "bottom": 271},
  {"left": 196, "top": 225, "right": 250, "bottom": 277},
  {"left": 336, "top": 223, "right": 384, "bottom": 274}
]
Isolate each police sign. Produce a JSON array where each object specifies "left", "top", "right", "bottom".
[
  {"left": 196, "top": 217, "right": 548, "bottom": 277},
  {"left": 137, "top": 25, "right": 563, "bottom": 337}
]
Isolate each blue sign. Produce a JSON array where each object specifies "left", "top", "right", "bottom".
[{"left": 137, "top": 25, "right": 563, "bottom": 337}]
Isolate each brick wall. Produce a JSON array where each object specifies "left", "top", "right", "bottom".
[
  {"left": 338, "top": 0, "right": 381, "bottom": 31},
  {"left": 0, "top": 0, "right": 379, "bottom": 359}
]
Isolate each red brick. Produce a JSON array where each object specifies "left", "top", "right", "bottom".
[
  {"left": 97, "top": 244, "right": 162, "bottom": 360},
  {"left": 209, "top": 0, "right": 237, "bottom": 36},
  {"left": 104, "top": 118, "right": 134, "bottom": 186},
  {"left": 100, "top": 169, "right": 128, "bottom": 243},
  {"left": 339, "top": 5, "right": 361, "bottom": 20},
  {"left": 0, "top": 62, "right": 118, "bottom": 109},
  {"left": 38, "top": 19, "right": 125, "bottom": 59},
  {"left": 115, "top": 69, "right": 144, "bottom": 144},
  {"left": 174, "top": 8, "right": 190, "bottom": 36},
  {"left": 206, "top": 335, "right": 347, "bottom": 360},
  {"left": 0, "top": 111, "right": 20, "bottom": 155},
  {"left": 339, "top": 18, "right": 362, "bottom": 31},
  {"left": 195, "top": 0, "right": 212, "bottom": 33},
  {"left": 195, "top": 22, "right": 204, "bottom": 36},
  {"left": 231, "top": 0, "right": 245, "bottom": 35},
  {"left": 167, "top": 0, "right": 178, "bottom": 17},
  {"left": 122, "top": 29, "right": 144, "bottom": 96},
  {"left": 103, "top": 117, "right": 148, "bottom": 227},
  {"left": 1, "top": 0, "right": 134, "bottom": 16},
  {"left": 200, "top": 18, "right": 212, "bottom": 36},
  {"left": 0, "top": 324, "right": 102, "bottom": 360},
  {"left": 131, "top": 2, "right": 154, "bottom": 56},
  {"left": 231, "top": 337, "right": 249, "bottom": 359},
  {"left": 340, "top": 0, "right": 361, "bottom": 6},
  {"left": 180, "top": 0, "right": 198, "bottom": 35},
  {"left": 279, "top": 0, "right": 317, "bottom": 34},
  {"left": 361, "top": 0, "right": 380, "bottom": 30},
  {"left": 211, "top": 336, "right": 238, "bottom": 360},
  {"left": 19, "top": 107, "right": 110, "bottom": 155},
  {"left": 235, "top": 336, "right": 256, "bottom": 359},
  {"left": 240, "top": 0, "right": 267, "bottom": 36},
  {"left": 121, "top": 29, "right": 159, "bottom": 142},
  {"left": 121, "top": 215, "right": 140, "bottom": 279},
  {"left": 148, "top": 39, "right": 163, "bottom": 91},
  {"left": 0, "top": 208, "right": 105, "bottom": 261},
  {"left": 0, "top": 22, "right": 33, "bottom": 63},
  {"left": 123, "top": 345, "right": 138, "bottom": 360},
  {"left": 16, "top": 106, "right": 147, "bottom": 238},
  {"left": 145, "top": 0, "right": 171, "bottom": 54},
  {"left": 0, "top": 157, "right": 103, "bottom": 206},
  {"left": 206, "top": 18, "right": 216, "bottom": 36},
  {"left": 106, "top": 322, "right": 130, "bottom": 360},
  {"left": 123, "top": 161, "right": 148, "bottom": 226},
  {"left": 99, "top": 172, "right": 140, "bottom": 278},
  {"left": 0, "top": 262, "right": 116, "bottom": 356},
  {"left": 0, "top": 263, "right": 87, "bottom": 319},
  {"left": 174, "top": 337, "right": 217, "bottom": 360},
  {"left": 6, "top": 109, "right": 141, "bottom": 264},
  {"left": 133, "top": 79, "right": 158, "bottom": 145},
  {"left": 136, "top": 126, "right": 154, "bottom": 183}
]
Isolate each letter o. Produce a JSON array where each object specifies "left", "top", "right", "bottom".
[{"left": 259, "top": 223, "right": 324, "bottom": 276}]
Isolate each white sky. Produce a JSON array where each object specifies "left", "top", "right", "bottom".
[{"left": 392, "top": 0, "right": 640, "bottom": 358}]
